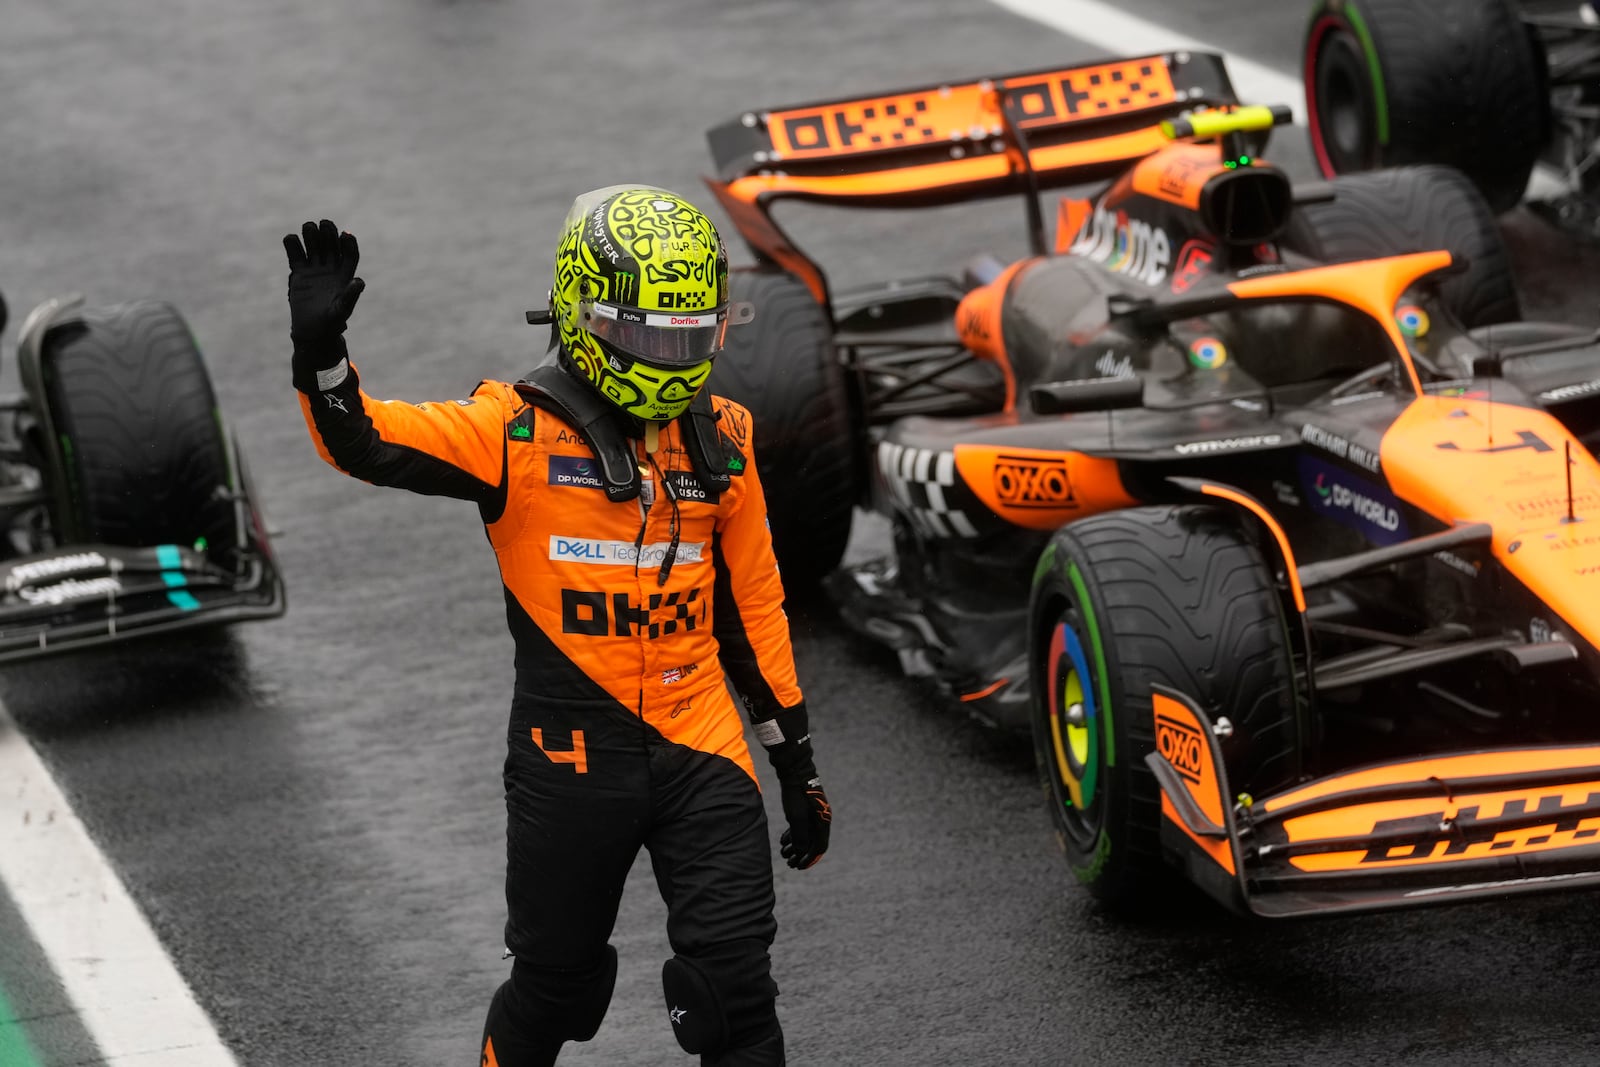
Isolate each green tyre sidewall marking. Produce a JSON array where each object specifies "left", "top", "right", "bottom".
[
  {"left": 58, "top": 433, "right": 82, "bottom": 537},
  {"left": 1032, "top": 540, "right": 1058, "bottom": 585},
  {"left": 1062, "top": 557, "right": 1117, "bottom": 887},
  {"left": 1077, "top": 830, "right": 1114, "bottom": 886},
  {"left": 213, "top": 408, "right": 234, "bottom": 489},
  {"left": 1066, "top": 560, "right": 1114, "bottom": 767},
  {"left": 1339, "top": 1, "right": 1390, "bottom": 145}
]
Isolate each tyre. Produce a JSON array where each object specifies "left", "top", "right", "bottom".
[
  {"left": 709, "top": 269, "right": 858, "bottom": 594},
  {"left": 1028, "top": 506, "right": 1304, "bottom": 910},
  {"left": 1283, "top": 164, "right": 1520, "bottom": 327},
  {"left": 1302, "top": 0, "right": 1547, "bottom": 214},
  {"left": 37, "top": 301, "right": 236, "bottom": 561}
]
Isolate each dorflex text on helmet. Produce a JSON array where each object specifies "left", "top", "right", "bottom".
[{"left": 549, "top": 186, "right": 731, "bottom": 422}]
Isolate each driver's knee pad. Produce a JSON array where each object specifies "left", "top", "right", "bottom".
[
  {"left": 662, "top": 955, "right": 728, "bottom": 1056},
  {"left": 565, "top": 944, "right": 619, "bottom": 1041},
  {"left": 497, "top": 945, "right": 618, "bottom": 1044}
]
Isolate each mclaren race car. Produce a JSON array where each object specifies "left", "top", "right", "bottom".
[
  {"left": 1303, "top": 0, "right": 1600, "bottom": 234},
  {"left": 0, "top": 293, "right": 283, "bottom": 662},
  {"left": 703, "top": 51, "right": 1600, "bottom": 918}
]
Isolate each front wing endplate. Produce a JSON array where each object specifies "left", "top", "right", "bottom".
[{"left": 1147, "top": 686, "right": 1600, "bottom": 917}]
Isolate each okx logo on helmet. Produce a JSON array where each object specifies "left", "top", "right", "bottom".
[{"left": 549, "top": 185, "right": 733, "bottom": 422}]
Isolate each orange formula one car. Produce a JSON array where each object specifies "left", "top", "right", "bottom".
[{"left": 703, "top": 51, "right": 1600, "bottom": 918}]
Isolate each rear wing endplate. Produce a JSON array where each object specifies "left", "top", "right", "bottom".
[{"left": 704, "top": 52, "right": 1240, "bottom": 309}]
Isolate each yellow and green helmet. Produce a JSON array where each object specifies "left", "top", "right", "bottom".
[{"left": 550, "top": 185, "right": 731, "bottom": 421}]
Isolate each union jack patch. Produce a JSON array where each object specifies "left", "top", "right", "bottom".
[{"left": 662, "top": 662, "right": 700, "bottom": 686}]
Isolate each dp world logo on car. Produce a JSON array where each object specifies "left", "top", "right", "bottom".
[{"left": 1299, "top": 455, "right": 1409, "bottom": 546}]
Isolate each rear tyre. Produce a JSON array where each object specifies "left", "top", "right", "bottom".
[
  {"left": 1302, "top": 0, "right": 1547, "bottom": 214},
  {"left": 38, "top": 301, "right": 236, "bottom": 562},
  {"left": 1028, "top": 506, "right": 1302, "bottom": 911},
  {"left": 1284, "top": 164, "right": 1520, "bottom": 327},
  {"left": 709, "top": 269, "right": 858, "bottom": 594}
]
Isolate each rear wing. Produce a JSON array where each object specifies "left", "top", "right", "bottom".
[{"left": 703, "top": 52, "right": 1240, "bottom": 309}]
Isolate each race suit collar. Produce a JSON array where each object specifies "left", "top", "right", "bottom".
[{"left": 513, "top": 362, "right": 731, "bottom": 503}]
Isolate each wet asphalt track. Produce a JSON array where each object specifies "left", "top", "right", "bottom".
[{"left": 4, "top": 1, "right": 1600, "bottom": 1064}]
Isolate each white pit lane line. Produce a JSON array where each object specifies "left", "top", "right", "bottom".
[
  {"left": 986, "top": 0, "right": 1305, "bottom": 119},
  {"left": 0, "top": 706, "right": 239, "bottom": 1066}
]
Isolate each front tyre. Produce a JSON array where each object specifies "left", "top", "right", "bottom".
[
  {"left": 37, "top": 301, "right": 237, "bottom": 564},
  {"left": 1028, "top": 506, "right": 1303, "bottom": 910}
]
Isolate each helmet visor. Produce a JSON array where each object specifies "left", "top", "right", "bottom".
[{"left": 581, "top": 300, "right": 729, "bottom": 368}]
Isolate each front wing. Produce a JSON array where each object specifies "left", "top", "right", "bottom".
[
  {"left": 1150, "top": 686, "right": 1600, "bottom": 917},
  {"left": 0, "top": 542, "right": 284, "bottom": 663}
]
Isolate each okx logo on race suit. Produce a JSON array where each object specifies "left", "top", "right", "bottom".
[{"left": 560, "top": 587, "right": 707, "bottom": 639}]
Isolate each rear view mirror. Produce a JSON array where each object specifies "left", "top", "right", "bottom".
[{"left": 1029, "top": 375, "right": 1144, "bottom": 414}]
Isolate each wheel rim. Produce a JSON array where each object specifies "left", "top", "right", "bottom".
[
  {"left": 1306, "top": 17, "right": 1381, "bottom": 177},
  {"left": 1045, "top": 616, "right": 1103, "bottom": 848}
]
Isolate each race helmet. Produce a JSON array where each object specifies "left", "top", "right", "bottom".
[{"left": 548, "top": 185, "right": 731, "bottom": 421}]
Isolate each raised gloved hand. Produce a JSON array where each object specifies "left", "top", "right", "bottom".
[
  {"left": 284, "top": 219, "right": 365, "bottom": 392},
  {"left": 759, "top": 704, "right": 832, "bottom": 870}
]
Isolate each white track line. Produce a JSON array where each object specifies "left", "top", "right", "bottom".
[
  {"left": 0, "top": 706, "right": 239, "bottom": 1066},
  {"left": 986, "top": 0, "right": 1304, "bottom": 120}
]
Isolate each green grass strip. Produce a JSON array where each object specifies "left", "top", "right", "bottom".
[{"left": 0, "top": 981, "right": 46, "bottom": 1067}]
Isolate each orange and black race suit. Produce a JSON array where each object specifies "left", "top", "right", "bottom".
[{"left": 298, "top": 361, "right": 801, "bottom": 1066}]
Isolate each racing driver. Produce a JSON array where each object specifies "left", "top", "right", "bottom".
[{"left": 283, "top": 187, "right": 832, "bottom": 1067}]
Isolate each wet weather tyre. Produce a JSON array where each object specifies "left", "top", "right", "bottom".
[
  {"left": 1284, "top": 164, "right": 1520, "bottom": 327},
  {"left": 1027, "top": 506, "right": 1303, "bottom": 911},
  {"left": 709, "top": 269, "right": 857, "bottom": 595},
  {"left": 1302, "top": 0, "right": 1547, "bottom": 214},
  {"left": 40, "top": 301, "right": 236, "bottom": 559}
]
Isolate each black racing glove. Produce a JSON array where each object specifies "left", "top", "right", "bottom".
[
  {"left": 757, "top": 704, "right": 831, "bottom": 870},
  {"left": 284, "top": 218, "right": 366, "bottom": 393}
]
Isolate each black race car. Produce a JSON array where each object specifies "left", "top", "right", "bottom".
[
  {"left": 1304, "top": 0, "right": 1600, "bottom": 235},
  {"left": 0, "top": 293, "right": 283, "bottom": 662},
  {"left": 704, "top": 51, "right": 1600, "bottom": 917}
]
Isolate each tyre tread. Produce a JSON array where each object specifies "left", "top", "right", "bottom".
[
  {"left": 709, "top": 272, "right": 856, "bottom": 592},
  {"left": 1286, "top": 164, "right": 1520, "bottom": 327},
  {"left": 43, "top": 301, "right": 234, "bottom": 553}
]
